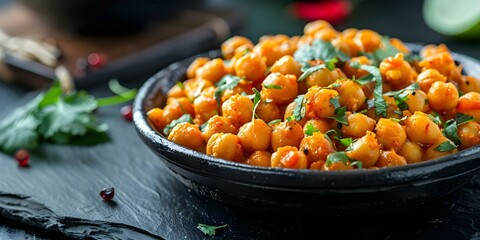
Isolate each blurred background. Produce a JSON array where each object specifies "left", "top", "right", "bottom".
[{"left": 0, "top": 0, "right": 478, "bottom": 90}]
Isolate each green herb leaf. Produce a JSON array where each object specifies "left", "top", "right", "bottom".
[
  {"left": 433, "top": 140, "right": 457, "bottom": 152},
  {"left": 288, "top": 95, "right": 306, "bottom": 121},
  {"left": 428, "top": 112, "right": 442, "bottom": 125},
  {"left": 326, "top": 151, "right": 351, "bottom": 167},
  {"left": 383, "top": 83, "right": 420, "bottom": 112},
  {"left": 0, "top": 111, "right": 40, "bottom": 153},
  {"left": 197, "top": 224, "right": 227, "bottom": 236},
  {"left": 335, "top": 137, "right": 353, "bottom": 147},
  {"left": 443, "top": 119, "right": 461, "bottom": 146},
  {"left": 455, "top": 113, "right": 474, "bottom": 126},
  {"left": 297, "top": 58, "right": 338, "bottom": 82},
  {"left": 350, "top": 62, "right": 387, "bottom": 117},
  {"left": 252, "top": 88, "right": 262, "bottom": 120},
  {"left": 176, "top": 81, "right": 185, "bottom": 89},
  {"left": 329, "top": 97, "right": 348, "bottom": 125},
  {"left": 163, "top": 114, "right": 193, "bottom": 136},
  {"left": 304, "top": 123, "right": 320, "bottom": 136},
  {"left": 268, "top": 119, "right": 282, "bottom": 125},
  {"left": 349, "top": 161, "right": 363, "bottom": 169},
  {"left": 263, "top": 84, "right": 282, "bottom": 89},
  {"left": 294, "top": 39, "right": 350, "bottom": 64},
  {"left": 214, "top": 74, "right": 241, "bottom": 104},
  {"left": 361, "top": 36, "right": 422, "bottom": 66}
]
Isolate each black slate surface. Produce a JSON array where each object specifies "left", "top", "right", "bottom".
[{"left": 2, "top": 0, "right": 480, "bottom": 239}]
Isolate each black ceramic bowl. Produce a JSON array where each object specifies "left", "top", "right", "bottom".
[{"left": 133, "top": 45, "right": 480, "bottom": 215}]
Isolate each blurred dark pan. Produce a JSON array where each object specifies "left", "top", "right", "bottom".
[{"left": 133, "top": 44, "right": 480, "bottom": 215}]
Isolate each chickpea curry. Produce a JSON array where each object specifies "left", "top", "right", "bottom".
[{"left": 147, "top": 20, "right": 480, "bottom": 171}]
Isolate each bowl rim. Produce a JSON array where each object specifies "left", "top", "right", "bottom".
[{"left": 132, "top": 43, "right": 480, "bottom": 188}]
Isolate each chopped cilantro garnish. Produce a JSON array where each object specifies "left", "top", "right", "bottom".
[
  {"left": 304, "top": 123, "right": 320, "bottom": 136},
  {"left": 297, "top": 58, "right": 338, "bottom": 82},
  {"left": 455, "top": 113, "right": 474, "bottom": 126},
  {"left": 268, "top": 119, "right": 282, "bottom": 125},
  {"left": 349, "top": 161, "right": 363, "bottom": 169},
  {"left": 443, "top": 119, "right": 461, "bottom": 146},
  {"left": 360, "top": 36, "right": 421, "bottom": 66},
  {"left": 263, "top": 84, "right": 282, "bottom": 89},
  {"left": 326, "top": 151, "right": 351, "bottom": 167},
  {"left": 252, "top": 88, "right": 262, "bottom": 120},
  {"left": 163, "top": 114, "right": 193, "bottom": 136},
  {"left": 349, "top": 62, "right": 387, "bottom": 117},
  {"left": 328, "top": 97, "right": 348, "bottom": 125},
  {"left": 288, "top": 95, "right": 306, "bottom": 121},
  {"left": 294, "top": 39, "right": 350, "bottom": 64},
  {"left": 428, "top": 112, "right": 442, "bottom": 125},
  {"left": 197, "top": 224, "right": 227, "bottom": 236},
  {"left": 434, "top": 141, "right": 457, "bottom": 152},
  {"left": 214, "top": 74, "right": 241, "bottom": 104}
]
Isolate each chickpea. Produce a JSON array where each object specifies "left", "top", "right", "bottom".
[
  {"left": 221, "top": 80, "right": 254, "bottom": 103},
  {"left": 341, "top": 113, "right": 376, "bottom": 138},
  {"left": 424, "top": 137, "right": 457, "bottom": 161},
  {"left": 147, "top": 107, "right": 166, "bottom": 132},
  {"left": 379, "top": 53, "right": 416, "bottom": 89},
  {"left": 313, "top": 27, "right": 338, "bottom": 42},
  {"left": 255, "top": 100, "right": 281, "bottom": 123},
  {"left": 331, "top": 35, "right": 362, "bottom": 57},
  {"left": 375, "top": 118, "right": 407, "bottom": 151},
  {"left": 303, "top": 119, "right": 331, "bottom": 134},
  {"left": 323, "top": 161, "right": 354, "bottom": 171},
  {"left": 420, "top": 43, "right": 450, "bottom": 58},
  {"left": 304, "top": 87, "right": 338, "bottom": 119},
  {"left": 202, "top": 115, "right": 238, "bottom": 142},
  {"left": 398, "top": 141, "right": 423, "bottom": 164},
  {"left": 405, "top": 111, "right": 443, "bottom": 145},
  {"left": 405, "top": 89, "right": 428, "bottom": 113},
  {"left": 234, "top": 53, "right": 267, "bottom": 84},
  {"left": 168, "top": 122, "right": 204, "bottom": 151},
  {"left": 206, "top": 133, "right": 244, "bottom": 162},
  {"left": 193, "top": 94, "right": 217, "bottom": 124},
  {"left": 353, "top": 29, "right": 382, "bottom": 52},
  {"left": 162, "top": 98, "right": 194, "bottom": 125},
  {"left": 345, "top": 131, "right": 381, "bottom": 167},
  {"left": 299, "top": 132, "right": 335, "bottom": 165},
  {"left": 390, "top": 38, "right": 411, "bottom": 53},
  {"left": 457, "top": 121, "right": 480, "bottom": 150},
  {"left": 238, "top": 119, "right": 272, "bottom": 153},
  {"left": 459, "top": 75, "right": 480, "bottom": 93},
  {"left": 309, "top": 160, "right": 326, "bottom": 170},
  {"left": 343, "top": 56, "right": 372, "bottom": 79},
  {"left": 167, "top": 83, "right": 187, "bottom": 99},
  {"left": 457, "top": 92, "right": 480, "bottom": 122},
  {"left": 333, "top": 80, "right": 366, "bottom": 112},
  {"left": 221, "top": 94, "right": 253, "bottom": 128},
  {"left": 186, "top": 57, "right": 209, "bottom": 79},
  {"left": 195, "top": 58, "right": 226, "bottom": 83},
  {"left": 247, "top": 151, "right": 272, "bottom": 167},
  {"left": 233, "top": 43, "right": 254, "bottom": 58},
  {"left": 221, "top": 36, "right": 254, "bottom": 60},
  {"left": 304, "top": 20, "right": 333, "bottom": 36},
  {"left": 418, "top": 51, "right": 462, "bottom": 82},
  {"left": 253, "top": 40, "right": 284, "bottom": 66},
  {"left": 271, "top": 121, "right": 304, "bottom": 151},
  {"left": 376, "top": 150, "right": 407, "bottom": 168},
  {"left": 271, "top": 146, "right": 308, "bottom": 169},
  {"left": 304, "top": 67, "right": 335, "bottom": 88},
  {"left": 341, "top": 28, "right": 358, "bottom": 39},
  {"left": 183, "top": 78, "right": 213, "bottom": 101},
  {"left": 270, "top": 55, "right": 302, "bottom": 78},
  {"left": 427, "top": 82, "right": 459, "bottom": 112},
  {"left": 261, "top": 73, "right": 298, "bottom": 105},
  {"left": 416, "top": 68, "right": 447, "bottom": 93}
]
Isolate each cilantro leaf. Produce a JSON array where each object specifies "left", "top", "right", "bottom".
[
  {"left": 268, "top": 119, "right": 282, "bottom": 125},
  {"left": 428, "top": 112, "right": 442, "bottom": 125},
  {"left": 304, "top": 123, "right": 320, "bottom": 136},
  {"left": 297, "top": 58, "right": 338, "bottom": 82},
  {"left": 434, "top": 141, "right": 457, "bottom": 152},
  {"left": 263, "top": 84, "right": 282, "bottom": 89},
  {"left": 214, "top": 74, "right": 241, "bottom": 104},
  {"left": 163, "top": 114, "right": 193, "bottom": 136},
  {"left": 442, "top": 119, "right": 461, "bottom": 146},
  {"left": 329, "top": 97, "right": 348, "bottom": 125},
  {"left": 97, "top": 80, "right": 137, "bottom": 107},
  {"left": 288, "top": 95, "right": 306, "bottom": 121},
  {"left": 197, "top": 224, "right": 227, "bottom": 236},
  {"left": 360, "top": 36, "right": 422, "bottom": 66},
  {"left": 350, "top": 62, "right": 387, "bottom": 117},
  {"left": 326, "top": 151, "right": 351, "bottom": 167},
  {"left": 349, "top": 161, "right": 363, "bottom": 169},
  {"left": 455, "top": 113, "right": 474, "bottom": 126},
  {"left": 335, "top": 137, "right": 353, "bottom": 147},
  {"left": 252, "top": 88, "right": 262, "bottom": 120},
  {"left": 0, "top": 112, "right": 40, "bottom": 153},
  {"left": 294, "top": 39, "right": 350, "bottom": 64}
]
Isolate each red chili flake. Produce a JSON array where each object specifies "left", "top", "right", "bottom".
[{"left": 14, "top": 149, "right": 30, "bottom": 167}]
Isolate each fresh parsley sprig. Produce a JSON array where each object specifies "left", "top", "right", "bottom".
[{"left": 0, "top": 80, "right": 136, "bottom": 153}]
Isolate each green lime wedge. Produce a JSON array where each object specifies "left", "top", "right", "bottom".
[{"left": 423, "top": 0, "right": 480, "bottom": 39}]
